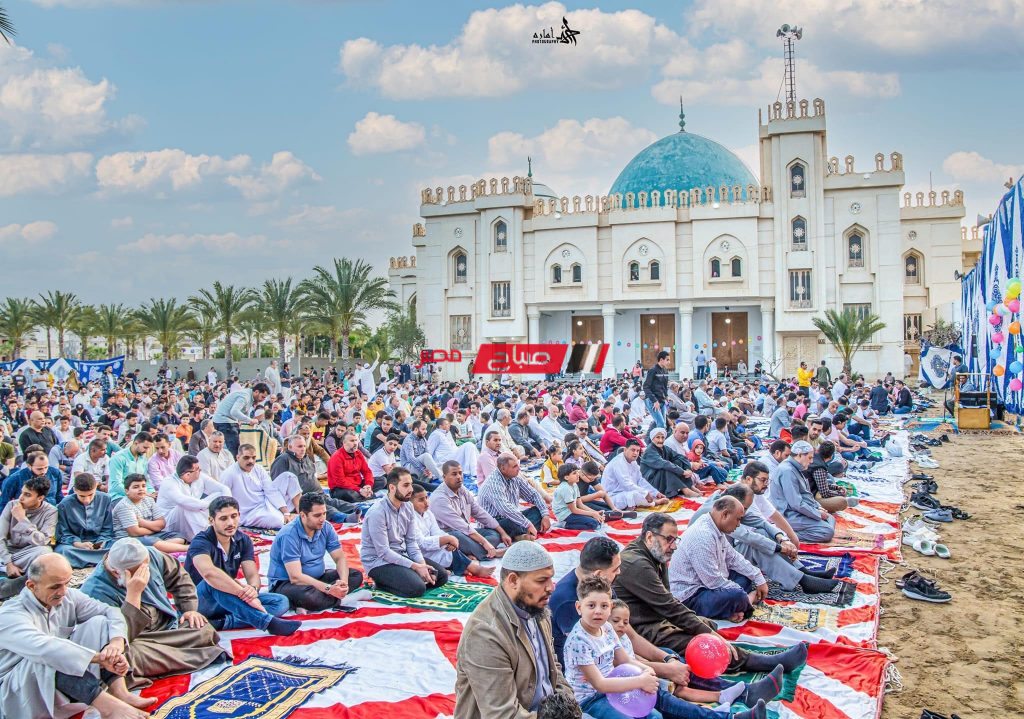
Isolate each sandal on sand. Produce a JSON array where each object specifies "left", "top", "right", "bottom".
[
  {"left": 895, "top": 571, "right": 938, "bottom": 589},
  {"left": 941, "top": 505, "right": 971, "bottom": 520},
  {"left": 934, "top": 544, "right": 951, "bottom": 559}
]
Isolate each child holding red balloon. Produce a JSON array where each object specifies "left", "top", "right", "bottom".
[{"left": 563, "top": 576, "right": 769, "bottom": 719}]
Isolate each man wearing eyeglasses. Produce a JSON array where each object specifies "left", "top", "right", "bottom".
[
  {"left": 156, "top": 455, "right": 230, "bottom": 541},
  {"left": 572, "top": 423, "right": 606, "bottom": 466},
  {"left": 614, "top": 512, "right": 809, "bottom": 676}
]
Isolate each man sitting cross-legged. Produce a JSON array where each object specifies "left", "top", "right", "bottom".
[
  {"left": 360, "top": 467, "right": 449, "bottom": 597},
  {"left": 185, "top": 496, "right": 299, "bottom": 636},
  {"left": 768, "top": 441, "right": 835, "bottom": 543},
  {"left": 601, "top": 439, "right": 669, "bottom": 511},
  {"left": 112, "top": 473, "right": 188, "bottom": 554},
  {"left": 81, "top": 537, "right": 226, "bottom": 687},
  {"left": 156, "top": 455, "right": 230, "bottom": 541},
  {"left": 410, "top": 483, "right": 494, "bottom": 579},
  {"left": 669, "top": 495, "right": 769, "bottom": 622},
  {"left": 267, "top": 492, "right": 364, "bottom": 612},
  {"left": 478, "top": 452, "right": 552, "bottom": 541},
  {"left": 219, "top": 443, "right": 302, "bottom": 529},
  {"left": 0, "top": 553, "right": 155, "bottom": 719},
  {"left": 0, "top": 475, "right": 57, "bottom": 599},
  {"left": 56, "top": 472, "right": 115, "bottom": 569},
  {"left": 429, "top": 460, "right": 512, "bottom": 561}
]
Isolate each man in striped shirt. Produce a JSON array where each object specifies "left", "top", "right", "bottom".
[{"left": 478, "top": 453, "right": 551, "bottom": 541}]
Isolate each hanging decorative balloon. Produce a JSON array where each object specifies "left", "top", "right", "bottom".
[
  {"left": 756, "top": 335, "right": 762, "bottom": 341},
  {"left": 993, "top": 331, "right": 1005, "bottom": 344},
  {"left": 694, "top": 344, "right": 699, "bottom": 350},
  {"left": 1010, "top": 378, "right": 1023, "bottom": 392},
  {"left": 1010, "top": 360, "right": 1024, "bottom": 374},
  {"left": 1010, "top": 322, "right": 1021, "bottom": 335},
  {"left": 1006, "top": 277, "right": 1022, "bottom": 298},
  {"left": 989, "top": 314, "right": 1003, "bottom": 327},
  {"left": 993, "top": 364, "right": 1006, "bottom": 377},
  {"left": 997, "top": 303, "right": 1012, "bottom": 316},
  {"left": 1008, "top": 299, "right": 1021, "bottom": 313},
  {"left": 987, "top": 300, "right": 999, "bottom": 312}
]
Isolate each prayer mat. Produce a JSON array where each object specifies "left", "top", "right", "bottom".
[
  {"left": 751, "top": 604, "right": 838, "bottom": 632},
  {"left": 238, "top": 428, "right": 278, "bottom": 470},
  {"left": 371, "top": 582, "right": 493, "bottom": 612},
  {"left": 637, "top": 497, "right": 686, "bottom": 514},
  {"left": 798, "top": 551, "right": 854, "bottom": 579},
  {"left": 829, "top": 531, "right": 887, "bottom": 551},
  {"left": 151, "top": 655, "right": 351, "bottom": 719},
  {"left": 767, "top": 578, "right": 857, "bottom": 607},
  {"left": 722, "top": 642, "right": 806, "bottom": 719}
]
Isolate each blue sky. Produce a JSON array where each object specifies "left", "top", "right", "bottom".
[{"left": 1, "top": 0, "right": 1022, "bottom": 303}]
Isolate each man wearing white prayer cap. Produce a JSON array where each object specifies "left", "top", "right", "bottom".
[
  {"left": 767, "top": 440, "right": 836, "bottom": 543},
  {"left": 455, "top": 540, "right": 571, "bottom": 718},
  {"left": 640, "top": 426, "right": 699, "bottom": 499},
  {"left": 81, "top": 537, "right": 226, "bottom": 686}
]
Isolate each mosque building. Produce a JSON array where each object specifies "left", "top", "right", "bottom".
[{"left": 388, "top": 97, "right": 975, "bottom": 380}]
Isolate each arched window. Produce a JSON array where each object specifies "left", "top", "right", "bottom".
[
  {"left": 551, "top": 264, "right": 562, "bottom": 284},
  {"left": 731, "top": 257, "right": 742, "bottom": 277},
  {"left": 571, "top": 263, "right": 582, "bottom": 283},
  {"left": 790, "top": 163, "right": 806, "bottom": 198},
  {"left": 905, "top": 253, "right": 921, "bottom": 284},
  {"left": 847, "top": 231, "right": 865, "bottom": 268},
  {"left": 453, "top": 251, "right": 467, "bottom": 283},
  {"left": 792, "top": 216, "right": 807, "bottom": 250},
  {"left": 494, "top": 220, "right": 508, "bottom": 252},
  {"left": 629, "top": 261, "right": 640, "bottom": 282},
  {"left": 710, "top": 258, "right": 721, "bottom": 278},
  {"left": 649, "top": 261, "right": 660, "bottom": 281}
]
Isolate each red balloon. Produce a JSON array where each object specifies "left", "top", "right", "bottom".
[{"left": 684, "top": 634, "right": 731, "bottom": 678}]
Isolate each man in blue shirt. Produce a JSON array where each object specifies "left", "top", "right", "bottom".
[
  {"left": 212, "top": 382, "right": 270, "bottom": 457},
  {"left": 267, "top": 492, "right": 363, "bottom": 612},
  {"left": 186, "top": 496, "right": 298, "bottom": 635}
]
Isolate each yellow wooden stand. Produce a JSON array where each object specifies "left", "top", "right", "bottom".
[{"left": 954, "top": 373, "right": 991, "bottom": 430}]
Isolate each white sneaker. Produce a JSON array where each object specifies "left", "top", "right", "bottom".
[
  {"left": 915, "top": 457, "right": 940, "bottom": 469},
  {"left": 902, "top": 517, "right": 935, "bottom": 535},
  {"left": 902, "top": 528, "right": 940, "bottom": 546}
]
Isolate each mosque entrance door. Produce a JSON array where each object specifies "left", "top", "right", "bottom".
[
  {"left": 640, "top": 314, "right": 675, "bottom": 370},
  {"left": 710, "top": 312, "right": 748, "bottom": 372},
  {"left": 571, "top": 316, "right": 604, "bottom": 346}
]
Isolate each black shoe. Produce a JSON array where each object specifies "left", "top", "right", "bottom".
[
  {"left": 910, "top": 491, "right": 941, "bottom": 510},
  {"left": 621, "top": 511, "right": 639, "bottom": 519},
  {"left": 938, "top": 434, "right": 951, "bottom": 443},
  {"left": 922, "top": 479, "right": 939, "bottom": 494},
  {"left": 912, "top": 473, "right": 934, "bottom": 480},
  {"left": 902, "top": 575, "right": 952, "bottom": 603}
]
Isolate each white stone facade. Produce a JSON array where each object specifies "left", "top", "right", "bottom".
[{"left": 389, "top": 99, "right": 966, "bottom": 380}]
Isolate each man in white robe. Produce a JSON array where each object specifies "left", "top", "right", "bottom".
[
  {"left": 426, "top": 417, "right": 480, "bottom": 481},
  {"left": 197, "top": 431, "right": 233, "bottom": 481},
  {"left": 218, "top": 444, "right": 301, "bottom": 530},
  {"left": 264, "top": 360, "right": 283, "bottom": 397},
  {"left": 155, "top": 455, "right": 229, "bottom": 541},
  {"left": 0, "top": 553, "right": 153, "bottom": 719},
  {"left": 601, "top": 440, "right": 668, "bottom": 510},
  {"left": 354, "top": 355, "right": 379, "bottom": 399}
]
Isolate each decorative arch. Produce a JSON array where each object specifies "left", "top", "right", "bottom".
[
  {"left": 492, "top": 217, "right": 508, "bottom": 252},
  {"left": 904, "top": 250, "right": 923, "bottom": 285},
  {"left": 844, "top": 224, "right": 868, "bottom": 269},
  {"left": 449, "top": 246, "right": 468, "bottom": 284},
  {"left": 788, "top": 159, "right": 807, "bottom": 198},
  {"left": 702, "top": 234, "right": 748, "bottom": 285},
  {"left": 622, "top": 238, "right": 665, "bottom": 284},
  {"left": 791, "top": 216, "right": 807, "bottom": 250},
  {"left": 544, "top": 243, "right": 585, "bottom": 288}
]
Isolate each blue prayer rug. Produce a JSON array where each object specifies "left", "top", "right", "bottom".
[
  {"left": 798, "top": 551, "right": 854, "bottom": 579},
  {"left": 151, "top": 655, "right": 352, "bottom": 719}
]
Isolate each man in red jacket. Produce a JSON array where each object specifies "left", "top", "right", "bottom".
[{"left": 328, "top": 431, "right": 374, "bottom": 503}]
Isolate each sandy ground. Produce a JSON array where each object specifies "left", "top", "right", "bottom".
[{"left": 879, "top": 417, "right": 1024, "bottom": 718}]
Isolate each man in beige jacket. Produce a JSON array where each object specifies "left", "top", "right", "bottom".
[{"left": 455, "top": 541, "right": 570, "bottom": 718}]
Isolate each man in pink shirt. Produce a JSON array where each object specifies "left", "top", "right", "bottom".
[
  {"left": 475, "top": 431, "right": 502, "bottom": 485},
  {"left": 147, "top": 433, "right": 182, "bottom": 492}
]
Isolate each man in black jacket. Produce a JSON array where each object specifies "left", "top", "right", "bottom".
[{"left": 642, "top": 350, "right": 671, "bottom": 429}]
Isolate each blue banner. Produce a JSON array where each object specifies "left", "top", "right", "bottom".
[{"left": 0, "top": 356, "right": 125, "bottom": 381}]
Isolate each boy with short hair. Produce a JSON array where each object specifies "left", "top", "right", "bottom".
[{"left": 112, "top": 473, "right": 189, "bottom": 553}]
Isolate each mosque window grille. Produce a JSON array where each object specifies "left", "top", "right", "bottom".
[
  {"left": 843, "top": 303, "right": 872, "bottom": 321},
  {"left": 904, "top": 314, "right": 922, "bottom": 342},
  {"left": 789, "top": 163, "right": 806, "bottom": 199},
  {"left": 453, "top": 251, "right": 468, "bottom": 284},
  {"left": 450, "top": 315, "right": 472, "bottom": 351},
  {"left": 791, "top": 216, "right": 807, "bottom": 251},
  {"left": 789, "top": 270, "right": 812, "bottom": 309},
  {"left": 905, "top": 253, "right": 921, "bottom": 284},
  {"left": 494, "top": 220, "right": 508, "bottom": 252},
  {"left": 491, "top": 281, "right": 511, "bottom": 317},
  {"left": 847, "top": 231, "right": 866, "bottom": 269}
]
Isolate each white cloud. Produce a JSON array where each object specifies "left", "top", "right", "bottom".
[
  {"left": 0, "top": 44, "right": 139, "bottom": 149},
  {"left": 0, "top": 152, "right": 93, "bottom": 196},
  {"left": 942, "top": 151, "right": 1024, "bottom": 185},
  {"left": 347, "top": 112, "right": 426, "bottom": 155},
  {"left": 118, "top": 231, "right": 283, "bottom": 254},
  {"left": 277, "top": 204, "right": 364, "bottom": 230},
  {"left": 489, "top": 117, "right": 657, "bottom": 175},
  {"left": 225, "top": 151, "right": 320, "bottom": 200},
  {"left": 111, "top": 215, "right": 134, "bottom": 228},
  {"left": 339, "top": 2, "right": 686, "bottom": 99},
  {"left": 0, "top": 220, "right": 58, "bottom": 244},
  {"left": 95, "top": 149, "right": 251, "bottom": 193}
]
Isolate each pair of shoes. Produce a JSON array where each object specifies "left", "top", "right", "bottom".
[
  {"left": 923, "top": 508, "right": 954, "bottom": 523},
  {"left": 902, "top": 573, "right": 952, "bottom": 603},
  {"left": 903, "top": 518, "right": 941, "bottom": 541},
  {"left": 895, "top": 570, "right": 933, "bottom": 589},
  {"left": 910, "top": 490, "right": 941, "bottom": 511},
  {"left": 915, "top": 457, "right": 940, "bottom": 469},
  {"left": 916, "top": 479, "right": 939, "bottom": 494},
  {"left": 940, "top": 505, "right": 971, "bottom": 520},
  {"left": 910, "top": 536, "right": 950, "bottom": 557},
  {"left": 911, "top": 472, "right": 934, "bottom": 480}
]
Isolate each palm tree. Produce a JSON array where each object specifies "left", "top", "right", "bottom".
[
  {"left": 0, "top": 4, "right": 15, "bottom": 45},
  {"left": 812, "top": 308, "right": 887, "bottom": 377},
  {"left": 69, "top": 305, "right": 100, "bottom": 359},
  {"left": 135, "top": 298, "right": 195, "bottom": 368},
  {"left": 185, "top": 312, "right": 219, "bottom": 360},
  {"left": 33, "top": 291, "right": 81, "bottom": 357},
  {"left": 96, "top": 303, "right": 131, "bottom": 356},
  {"left": 299, "top": 258, "right": 398, "bottom": 361},
  {"left": 189, "top": 283, "right": 255, "bottom": 376},
  {"left": 0, "top": 298, "right": 36, "bottom": 359},
  {"left": 260, "top": 278, "right": 302, "bottom": 367}
]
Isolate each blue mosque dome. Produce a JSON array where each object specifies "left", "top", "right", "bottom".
[{"left": 609, "top": 106, "right": 756, "bottom": 201}]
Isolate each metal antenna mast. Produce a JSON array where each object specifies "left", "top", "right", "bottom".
[{"left": 776, "top": 24, "right": 803, "bottom": 105}]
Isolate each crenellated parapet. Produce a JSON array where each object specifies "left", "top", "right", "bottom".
[
  {"left": 412, "top": 223, "right": 426, "bottom": 237},
  {"left": 826, "top": 152, "right": 903, "bottom": 176},
  {"left": 759, "top": 97, "right": 825, "bottom": 124},
  {"left": 530, "top": 184, "right": 772, "bottom": 217},
  {"left": 389, "top": 255, "right": 418, "bottom": 270},
  {"left": 421, "top": 175, "right": 532, "bottom": 205},
  {"left": 903, "top": 189, "right": 965, "bottom": 209},
  {"left": 961, "top": 226, "right": 984, "bottom": 241}
]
